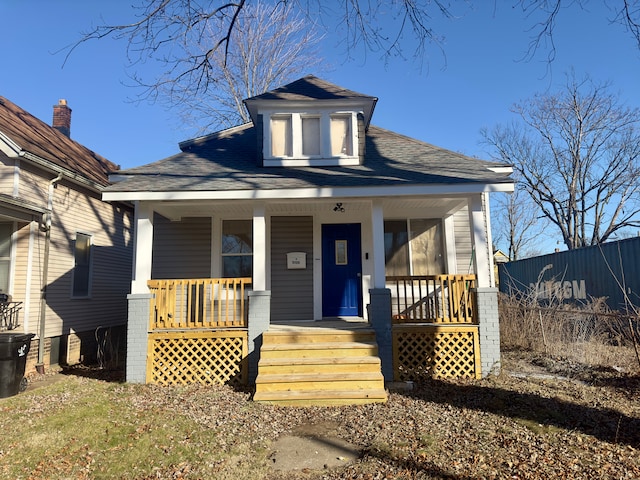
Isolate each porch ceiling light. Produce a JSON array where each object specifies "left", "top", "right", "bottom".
[{"left": 333, "top": 202, "right": 345, "bottom": 213}]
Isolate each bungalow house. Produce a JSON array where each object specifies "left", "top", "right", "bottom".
[
  {"left": 0, "top": 97, "right": 132, "bottom": 373},
  {"left": 104, "top": 76, "right": 514, "bottom": 405}
]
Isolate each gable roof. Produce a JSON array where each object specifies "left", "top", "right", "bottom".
[
  {"left": 243, "top": 75, "right": 378, "bottom": 128},
  {"left": 105, "top": 122, "right": 513, "bottom": 195},
  {"left": 0, "top": 96, "right": 119, "bottom": 187}
]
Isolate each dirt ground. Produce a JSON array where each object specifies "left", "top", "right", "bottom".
[{"left": 18, "top": 348, "right": 640, "bottom": 479}]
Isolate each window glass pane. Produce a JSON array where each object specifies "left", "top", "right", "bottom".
[
  {"left": 271, "top": 116, "right": 292, "bottom": 156},
  {"left": 73, "top": 233, "right": 91, "bottom": 297},
  {"left": 384, "top": 220, "right": 409, "bottom": 276},
  {"left": 331, "top": 116, "right": 352, "bottom": 156},
  {"left": 222, "top": 220, "right": 252, "bottom": 254},
  {"left": 335, "top": 240, "right": 348, "bottom": 265},
  {"left": 302, "top": 117, "right": 321, "bottom": 156},
  {"left": 0, "top": 224, "right": 11, "bottom": 293},
  {"left": 410, "top": 219, "right": 445, "bottom": 275},
  {"left": 0, "top": 224, "right": 11, "bottom": 258},
  {"left": 222, "top": 256, "right": 253, "bottom": 278},
  {"left": 0, "top": 261, "right": 9, "bottom": 294}
]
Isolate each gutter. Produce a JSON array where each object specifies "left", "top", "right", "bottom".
[
  {"left": 19, "top": 151, "right": 107, "bottom": 193},
  {"left": 36, "top": 172, "right": 63, "bottom": 373}
]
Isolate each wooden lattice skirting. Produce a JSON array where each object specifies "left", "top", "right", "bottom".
[
  {"left": 392, "top": 324, "right": 481, "bottom": 381},
  {"left": 147, "top": 330, "right": 248, "bottom": 386}
]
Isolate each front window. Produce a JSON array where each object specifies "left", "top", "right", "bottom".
[
  {"left": 221, "top": 220, "right": 253, "bottom": 278},
  {"left": 72, "top": 232, "right": 92, "bottom": 297},
  {"left": 0, "top": 223, "right": 12, "bottom": 294},
  {"left": 384, "top": 219, "right": 444, "bottom": 276}
]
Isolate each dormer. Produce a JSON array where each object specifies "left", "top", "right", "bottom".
[{"left": 244, "top": 75, "right": 378, "bottom": 167}]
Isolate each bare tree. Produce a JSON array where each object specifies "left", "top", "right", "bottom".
[
  {"left": 66, "top": 1, "right": 640, "bottom": 100},
  {"left": 154, "top": 2, "right": 325, "bottom": 133},
  {"left": 492, "top": 180, "right": 546, "bottom": 261},
  {"left": 484, "top": 73, "right": 640, "bottom": 250}
]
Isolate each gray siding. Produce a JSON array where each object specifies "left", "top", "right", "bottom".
[
  {"left": 152, "top": 216, "right": 212, "bottom": 279},
  {"left": 270, "top": 216, "right": 313, "bottom": 320}
]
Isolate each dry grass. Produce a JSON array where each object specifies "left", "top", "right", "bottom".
[{"left": 499, "top": 292, "right": 640, "bottom": 372}]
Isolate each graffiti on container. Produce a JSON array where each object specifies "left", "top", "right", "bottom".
[
  {"left": 18, "top": 345, "right": 27, "bottom": 357},
  {"left": 531, "top": 279, "right": 587, "bottom": 301}
]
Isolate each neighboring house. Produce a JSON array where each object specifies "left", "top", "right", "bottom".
[
  {"left": 104, "top": 76, "right": 514, "bottom": 404},
  {"left": 493, "top": 249, "right": 510, "bottom": 285},
  {"left": 0, "top": 97, "right": 133, "bottom": 372}
]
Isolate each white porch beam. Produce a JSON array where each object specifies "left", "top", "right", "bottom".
[
  {"left": 371, "top": 200, "right": 386, "bottom": 289},
  {"left": 131, "top": 201, "right": 154, "bottom": 294},
  {"left": 468, "top": 194, "right": 493, "bottom": 288},
  {"left": 103, "top": 182, "right": 515, "bottom": 202},
  {"left": 253, "top": 205, "right": 267, "bottom": 291}
]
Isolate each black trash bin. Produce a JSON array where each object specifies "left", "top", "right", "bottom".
[{"left": 0, "top": 333, "right": 35, "bottom": 398}]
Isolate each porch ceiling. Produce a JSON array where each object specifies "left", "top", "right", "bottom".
[{"left": 152, "top": 196, "right": 468, "bottom": 221}]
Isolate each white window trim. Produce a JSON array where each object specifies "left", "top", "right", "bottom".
[{"left": 263, "top": 110, "right": 359, "bottom": 166}]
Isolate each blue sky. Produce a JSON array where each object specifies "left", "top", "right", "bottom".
[
  {"left": 1, "top": 1, "right": 640, "bottom": 254},
  {"left": 2, "top": 1, "right": 638, "bottom": 170}
]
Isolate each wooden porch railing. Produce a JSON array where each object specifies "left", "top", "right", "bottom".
[
  {"left": 387, "top": 274, "right": 477, "bottom": 324},
  {"left": 148, "top": 278, "right": 252, "bottom": 330}
]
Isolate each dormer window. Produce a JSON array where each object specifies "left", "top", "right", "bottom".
[
  {"left": 264, "top": 111, "right": 359, "bottom": 167},
  {"left": 302, "top": 116, "right": 321, "bottom": 156},
  {"left": 330, "top": 114, "right": 352, "bottom": 156},
  {"left": 271, "top": 115, "right": 292, "bottom": 157}
]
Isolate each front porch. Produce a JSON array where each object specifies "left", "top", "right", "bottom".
[{"left": 134, "top": 274, "right": 493, "bottom": 404}]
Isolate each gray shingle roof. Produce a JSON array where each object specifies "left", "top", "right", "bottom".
[
  {"left": 245, "top": 75, "right": 377, "bottom": 102},
  {"left": 106, "top": 123, "right": 512, "bottom": 193}
]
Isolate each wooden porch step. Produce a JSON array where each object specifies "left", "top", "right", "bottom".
[
  {"left": 254, "top": 325, "right": 387, "bottom": 406},
  {"left": 258, "top": 356, "right": 381, "bottom": 375},
  {"left": 252, "top": 388, "right": 388, "bottom": 406},
  {"left": 259, "top": 341, "right": 378, "bottom": 359},
  {"left": 255, "top": 372, "right": 383, "bottom": 392},
  {"left": 262, "top": 329, "right": 376, "bottom": 344}
]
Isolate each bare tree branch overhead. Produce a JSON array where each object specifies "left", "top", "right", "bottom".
[
  {"left": 62, "top": 1, "right": 640, "bottom": 133},
  {"left": 484, "top": 72, "right": 640, "bottom": 250},
  {"left": 157, "top": 2, "right": 325, "bottom": 133}
]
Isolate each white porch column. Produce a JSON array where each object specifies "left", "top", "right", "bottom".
[
  {"left": 252, "top": 205, "right": 267, "bottom": 291},
  {"left": 371, "top": 200, "right": 386, "bottom": 289},
  {"left": 468, "top": 193, "right": 493, "bottom": 288},
  {"left": 443, "top": 214, "right": 457, "bottom": 274},
  {"left": 131, "top": 201, "right": 154, "bottom": 294}
]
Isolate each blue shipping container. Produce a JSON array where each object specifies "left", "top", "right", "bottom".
[{"left": 498, "top": 236, "right": 640, "bottom": 313}]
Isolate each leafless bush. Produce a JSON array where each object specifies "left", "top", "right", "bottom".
[{"left": 499, "top": 289, "right": 640, "bottom": 370}]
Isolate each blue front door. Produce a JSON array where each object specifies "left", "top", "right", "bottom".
[{"left": 322, "top": 223, "right": 363, "bottom": 317}]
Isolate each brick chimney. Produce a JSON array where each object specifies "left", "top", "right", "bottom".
[{"left": 52, "top": 99, "right": 72, "bottom": 137}]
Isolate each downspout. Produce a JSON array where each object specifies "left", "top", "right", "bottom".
[{"left": 37, "top": 173, "right": 63, "bottom": 373}]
